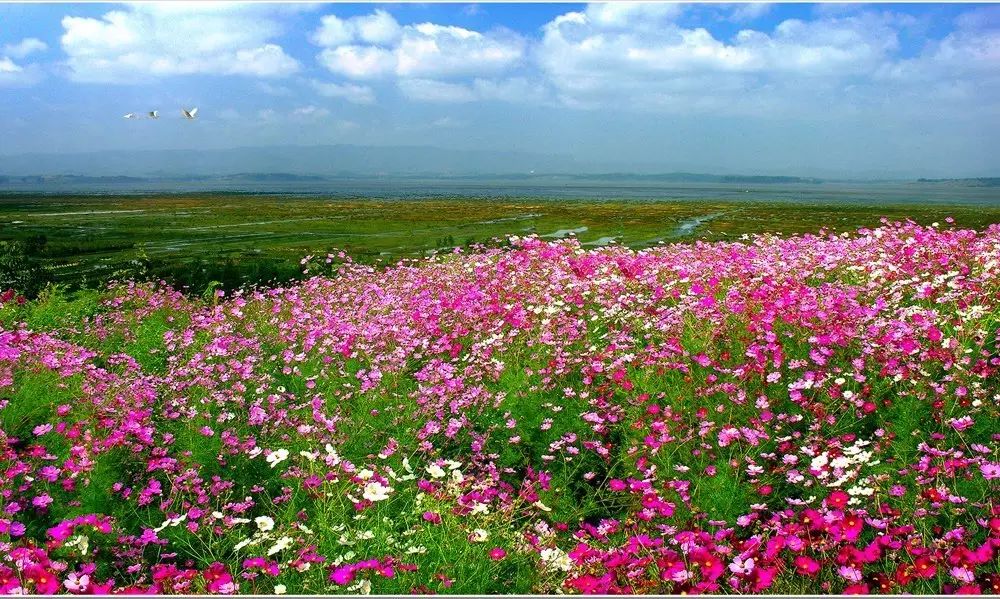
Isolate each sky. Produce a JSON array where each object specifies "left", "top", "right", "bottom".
[{"left": 0, "top": 1, "right": 998, "bottom": 177}]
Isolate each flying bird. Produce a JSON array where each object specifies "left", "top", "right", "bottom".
[
  {"left": 148, "top": 110, "right": 159, "bottom": 119},
  {"left": 182, "top": 107, "right": 198, "bottom": 120},
  {"left": 123, "top": 113, "right": 137, "bottom": 119}
]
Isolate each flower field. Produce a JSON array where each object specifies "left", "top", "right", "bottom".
[{"left": 0, "top": 219, "right": 998, "bottom": 594}]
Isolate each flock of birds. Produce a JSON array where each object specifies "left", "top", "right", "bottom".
[{"left": 123, "top": 108, "right": 198, "bottom": 120}]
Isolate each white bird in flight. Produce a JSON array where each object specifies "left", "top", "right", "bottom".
[
  {"left": 123, "top": 112, "right": 137, "bottom": 119},
  {"left": 148, "top": 110, "right": 159, "bottom": 119},
  {"left": 182, "top": 107, "right": 198, "bottom": 120}
]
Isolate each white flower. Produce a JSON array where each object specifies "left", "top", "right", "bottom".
[
  {"left": 255, "top": 516, "right": 275, "bottom": 532},
  {"left": 470, "top": 529, "right": 489, "bottom": 542},
  {"left": 362, "top": 481, "right": 393, "bottom": 502},
  {"left": 830, "top": 456, "right": 851, "bottom": 469},
  {"left": 539, "top": 547, "right": 573, "bottom": 572},
  {"left": 266, "top": 449, "right": 289, "bottom": 468},
  {"left": 425, "top": 464, "right": 446, "bottom": 479},
  {"left": 267, "top": 536, "right": 293, "bottom": 556},
  {"left": 153, "top": 514, "right": 187, "bottom": 533},
  {"left": 532, "top": 500, "right": 552, "bottom": 512},
  {"left": 64, "top": 535, "right": 90, "bottom": 555},
  {"left": 274, "top": 584, "right": 287, "bottom": 595}
]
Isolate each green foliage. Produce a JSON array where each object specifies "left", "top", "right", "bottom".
[{"left": 0, "top": 239, "right": 51, "bottom": 297}]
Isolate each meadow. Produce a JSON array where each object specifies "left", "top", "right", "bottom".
[
  {"left": 4, "top": 193, "right": 1000, "bottom": 293},
  {"left": 0, "top": 212, "right": 997, "bottom": 594}
]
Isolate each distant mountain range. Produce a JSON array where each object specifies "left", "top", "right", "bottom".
[
  {"left": 0, "top": 144, "right": 584, "bottom": 178},
  {"left": 0, "top": 172, "right": 827, "bottom": 185},
  {"left": 0, "top": 144, "right": 995, "bottom": 184},
  {"left": 3, "top": 172, "right": 998, "bottom": 188},
  {"left": 915, "top": 177, "right": 1000, "bottom": 187}
]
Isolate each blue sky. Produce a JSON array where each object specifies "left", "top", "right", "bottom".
[{"left": 1, "top": 2, "right": 998, "bottom": 177}]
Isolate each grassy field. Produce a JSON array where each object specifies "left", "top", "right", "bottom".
[{"left": 2, "top": 193, "right": 1000, "bottom": 292}]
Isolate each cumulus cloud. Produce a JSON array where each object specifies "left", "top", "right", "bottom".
[
  {"left": 311, "top": 9, "right": 401, "bottom": 46},
  {"left": 59, "top": 3, "right": 300, "bottom": 83},
  {"left": 395, "top": 23, "right": 524, "bottom": 78},
  {"left": 534, "top": 4, "right": 978, "bottom": 116},
  {"left": 310, "top": 79, "right": 376, "bottom": 105},
  {"left": 3, "top": 38, "right": 48, "bottom": 59},
  {"left": 318, "top": 45, "right": 395, "bottom": 79},
  {"left": 312, "top": 10, "right": 525, "bottom": 80}
]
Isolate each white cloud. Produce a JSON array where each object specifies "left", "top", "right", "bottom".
[
  {"left": 312, "top": 11, "right": 524, "bottom": 80},
  {"left": 727, "top": 3, "right": 773, "bottom": 23},
  {"left": 0, "top": 56, "right": 43, "bottom": 87},
  {"left": 311, "top": 79, "right": 376, "bottom": 105},
  {"left": 395, "top": 23, "right": 524, "bottom": 78},
  {"left": 879, "top": 20, "right": 1000, "bottom": 81},
  {"left": 318, "top": 45, "right": 395, "bottom": 79},
  {"left": 583, "top": 2, "right": 682, "bottom": 28},
  {"left": 59, "top": 4, "right": 299, "bottom": 83},
  {"left": 3, "top": 38, "right": 48, "bottom": 59},
  {"left": 311, "top": 9, "right": 401, "bottom": 47},
  {"left": 535, "top": 5, "right": 929, "bottom": 114},
  {"left": 355, "top": 10, "right": 402, "bottom": 45},
  {"left": 0, "top": 57, "right": 21, "bottom": 74},
  {"left": 312, "top": 14, "right": 354, "bottom": 47}
]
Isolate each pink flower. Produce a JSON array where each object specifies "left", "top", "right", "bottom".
[
  {"left": 329, "top": 566, "right": 355, "bottom": 585},
  {"left": 826, "top": 490, "right": 850, "bottom": 509},
  {"left": 795, "top": 556, "right": 821, "bottom": 577},
  {"left": 64, "top": 573, "right": 90, "bottom": 593},
  {"left": 203, "top": 563, "right": 236, "bottom": 594},
  {"left": 25, "top": 565, "right": 59, "bottom": 595},
  {"left": 729, "top": 557, "right": 754, "bottom": 575},
  {"left": 949, "top": 416, "right": 974, "bottom": 431},
  {"left": 489, "top": 547, "right": 507, "bottom": 560}
]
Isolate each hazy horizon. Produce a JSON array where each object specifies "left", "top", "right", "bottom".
[{"left": 1, "top": 2, "right": 999, "bottom": 179}]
